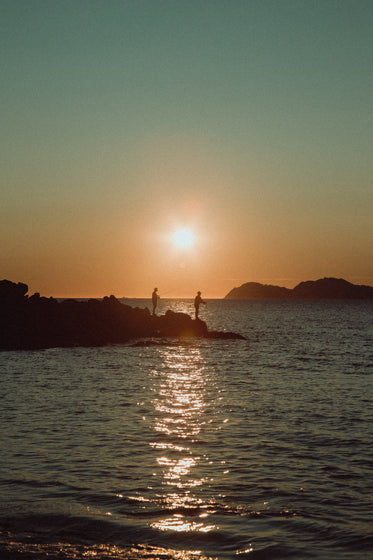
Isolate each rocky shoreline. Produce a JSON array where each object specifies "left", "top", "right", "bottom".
[{"left": 0, "top": 280, "right": 245, "bottom": 351}]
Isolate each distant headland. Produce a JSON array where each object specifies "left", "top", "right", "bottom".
[
  {"left": 225, "top": 277, "right": 373, "bottom": 299},
  {"left": 0, "top": 280, "right": 244, "bottom": 351}
]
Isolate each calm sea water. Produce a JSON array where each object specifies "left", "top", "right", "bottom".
[{"left": 0, "top": 300, "right": 372, "bottom": 559}]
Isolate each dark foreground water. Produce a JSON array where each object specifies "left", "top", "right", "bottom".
[{"left": 0, "top": 300, "right": 372, "bottom": 559}]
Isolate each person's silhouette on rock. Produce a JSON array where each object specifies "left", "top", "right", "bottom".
[
  {"left": 152, "top": 287, "right": 159, "bottom": 316},
  {"left": 194, "top": 291, "right": 206, "bottom": 320}
]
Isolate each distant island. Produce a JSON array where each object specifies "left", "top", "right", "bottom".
[
  {"left": 0, "top": 279, "right": 244, "bottom": 351},
  {"left": 225, "top": 277, "right": 373, "bottom": 299}
]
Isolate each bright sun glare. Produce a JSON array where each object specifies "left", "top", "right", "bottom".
[{"left": 172, "top": 229, "right": 195, "bottom": 249}]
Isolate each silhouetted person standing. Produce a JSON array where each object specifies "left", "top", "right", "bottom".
[
  {"left": 152, "top": 287, "right": 159, "bottom": 316},
  {"left": 194, "top": 291, "right": 206, "bottom": 320}
]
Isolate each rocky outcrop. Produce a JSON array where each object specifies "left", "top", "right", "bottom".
[
  {"left": 0, "top": 280, "right": 28, "bottom": 303},
  {"left": 0, "top": 280, "right": 245, "bottom": 350},
  {"left": 225, "top": 277, "right": 373, "bottom": 300}
]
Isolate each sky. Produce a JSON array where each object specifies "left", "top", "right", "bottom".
[{"left": 1, "top": 0, "right": 372, "bottom": 298}]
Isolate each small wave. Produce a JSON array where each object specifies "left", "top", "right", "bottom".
[{"left": 0, "top": 532, "right": 216, "bottom": 560}]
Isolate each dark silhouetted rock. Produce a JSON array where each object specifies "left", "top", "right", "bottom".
[
  {"left": 206, "top": 330, "right": 246, "bottom": 340},
  {"left": 0, "top": 280, "right": 28, "bottom": 304},
  {"left": 225, "top": 282, "right": 292, "bottom": 299},
  {"left": 292, "top": 277, "right": 373, "bottom": 299},
  {"left": 156, "top": 311, "right": 209, "bottom": 338},
  {"left": 225, "top": 277, "right": 373, "bottom": 300},
  {"left": 0, "top": 279, "right": 245, "bottom": 350}
]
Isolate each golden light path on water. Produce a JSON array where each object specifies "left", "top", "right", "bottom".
[{"left": 149, "top": 346, "right": 217, "bottom": 534}]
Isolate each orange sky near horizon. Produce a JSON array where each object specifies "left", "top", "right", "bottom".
[{"left": 1, "top": 2, "right": 373, "bottom": 299}]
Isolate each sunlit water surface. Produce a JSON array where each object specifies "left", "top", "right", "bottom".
[{"left": 0, "top": 300, "right": 372, "bottom": 559}]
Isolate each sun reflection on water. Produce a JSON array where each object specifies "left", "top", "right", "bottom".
[
  {"left": 152, "top": 348, "right": 207, "bottom": 440},
  {"left": 149, "top": 345, "right": 217, "bottom": 533},
  {"left": 154, "top": 515, "right": 215, "bottom": 533}
]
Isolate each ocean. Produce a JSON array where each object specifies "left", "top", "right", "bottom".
[{"left": 0, "top": 299, "right": 372, "bottom": 559}]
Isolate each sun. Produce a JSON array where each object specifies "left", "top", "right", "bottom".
[{"left": 172, "top": 228, "right": 195, "bottom": 248}]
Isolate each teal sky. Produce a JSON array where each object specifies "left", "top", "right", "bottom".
[{"left": 1, "top": 0, "right": 372, "bottom": 297}]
